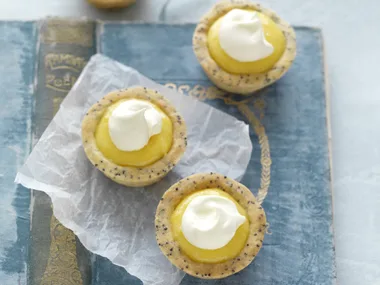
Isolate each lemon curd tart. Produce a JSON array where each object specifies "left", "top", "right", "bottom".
[
  {"left": 155, "top": 173, "right": 267, "bottom": 279},
  {"left": 95, "top": 99, "right": 173, "bottom": 167},
  {"left": 193, "top": 1, "right": 296, "bottom": 94},
  {"left": 170, "top": 188, "right": 250, "bottom": 264},
  {"left": 81, "top": 87, "right": 187, "bottom": 187}
]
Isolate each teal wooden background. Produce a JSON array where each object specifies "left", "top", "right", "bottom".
[
  {"left": 0, "top": 22, "right": 36, "bottom": 285},
  {"left": 0, "top": 21, "right": 335, "bottom": 285},
  {"left": 99, "top": 24, "right": 335, "bottom": 285}
]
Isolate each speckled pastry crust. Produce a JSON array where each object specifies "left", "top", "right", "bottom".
[
  {"left": 81, "top": 87, "right": 187, "bottom": 187},
  {"left": 155, "top": 173, "right": 266, "bottom": 279},
  {"left": 193, "top": 0, "right": 296, "bottom": 95},
  {"left": 87, "top": 0, "right": 135, "bottom": 9}
]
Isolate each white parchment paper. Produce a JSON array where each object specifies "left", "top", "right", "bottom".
[{"left": 15, "top": 54, "right": 252, "bottom": 285}]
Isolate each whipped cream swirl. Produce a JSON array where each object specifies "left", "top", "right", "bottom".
[
  {"left": 108, "top": 99, "right": 162, "bottom": 151},
  {"left": 219, "top": 9, "right": 274, "bottom": 62},
  {"left": 181, "top": 195, "right": 246, "bottom": 250}
]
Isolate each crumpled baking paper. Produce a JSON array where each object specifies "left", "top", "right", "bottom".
[{"left": 15, "top": 54, "right": 252, "bottom": 285}]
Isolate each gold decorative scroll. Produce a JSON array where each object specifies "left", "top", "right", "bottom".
[
  {"left": 41, "top": 51, "right": 83, "bottom": 285},
  {"left": 165, "top": 83, "right": 271, "bottom": 204},
  {"left": 40, "top": 215, "right": 83, "bottom": 285}
]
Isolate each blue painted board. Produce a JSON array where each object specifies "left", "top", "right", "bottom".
[
  {"left": 0, "top": 21, "right": 335, "bottom": 285},
  {"left": 99, "top": 23, "right": 335, "bottom": 285},
  {"left": 0, "top": 22, "right": 37, "bottom": 285}
]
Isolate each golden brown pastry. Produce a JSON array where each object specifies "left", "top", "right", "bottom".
[
  {"left": 81, "top": 87, "right": 187, "bottom": 187},
  {"left": 193, "top": 0, "right": 296, "bottom": 94},
  {"left": 155, "top": 173, "right": 267, "bottom": 278}
]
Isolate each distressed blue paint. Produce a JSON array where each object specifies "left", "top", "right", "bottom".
[
  {"left": 99, "top": 24, "right": 335, "bottom": 285},
  {"left": 92, "top": 256, "right": 142, "bottom": 285},
  {"left": 0, "top": 22, "right": 333, "bottom": 285},
  {"left": 0, "top": 22, "right": 37, "bottom": 285}
]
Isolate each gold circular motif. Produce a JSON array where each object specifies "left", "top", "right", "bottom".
[
  {"left": 40, "top": 215, "right": 83, "bottom": 285},
  {"left": 165, "top": 83, "right": 271, "bottom": 204}
]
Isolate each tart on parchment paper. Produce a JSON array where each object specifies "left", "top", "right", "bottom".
[
  {"left": 155, "top": 173, "right": 267, "bottom": 279},
  {"left": 81, "top": 87, "right": 187, "bottom": 187}
]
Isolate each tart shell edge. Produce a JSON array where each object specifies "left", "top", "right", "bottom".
[
  {"left": 155, "top": 172, "right": 267, "bottom": 279},
  {"left": 81, "top": 87, "right": 187, "bottom": 187},
  {"left": 193, "top": 0, "right": 296, "bottom": 95}
]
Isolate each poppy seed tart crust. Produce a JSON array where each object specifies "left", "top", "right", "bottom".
[
  {"left": 193, "top": 0, "right": 296, "bottom": 95},
  {"left": 81, "top": 87, "right": 187, "bottom": 187},
  {"left": 155, "top": 173, "right": 267, "bottom": 279}
]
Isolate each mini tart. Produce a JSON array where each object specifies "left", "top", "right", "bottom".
[
  {"left": 155, "top": 173, "right": 266, "bottom": 279},
  {"left": 81, "top": 87, "right": 187, "bottom": 187},
  {"left": 87, "top": 0, "right": 135, "bottom": 9},
  {"left": 193, "top": 0, "right": 296, "bottom": 95}
]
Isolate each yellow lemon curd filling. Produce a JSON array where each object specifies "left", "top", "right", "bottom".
[
  {"left": 95, "top": 99, "right": 173, "bottom": 167},
  {"left": 171, "top": 189, "right": 249, "bottom": 263},
  {"left": 207, "top": 10, "right": 286, "bottom": 74}
]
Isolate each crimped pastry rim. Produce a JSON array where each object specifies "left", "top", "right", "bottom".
[
  {"left": 193, "top": 0, "right": 297, "bottom": 94},
  {"left": 81, "top": 87, "right": 187, "bottom": 187},
  {"left": 155, "top": 173, "right": 266, "bottom": 279}
]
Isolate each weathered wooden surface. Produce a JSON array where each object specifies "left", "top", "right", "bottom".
[
  {"left": 0, "top": 22, "right": 37, "bottom": 285},
  {"left": 0, "top": 22, "right": 334, "bottom": 285},
  {"left": 99, "top": 23, "right": 335, "bottom": 285}
]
